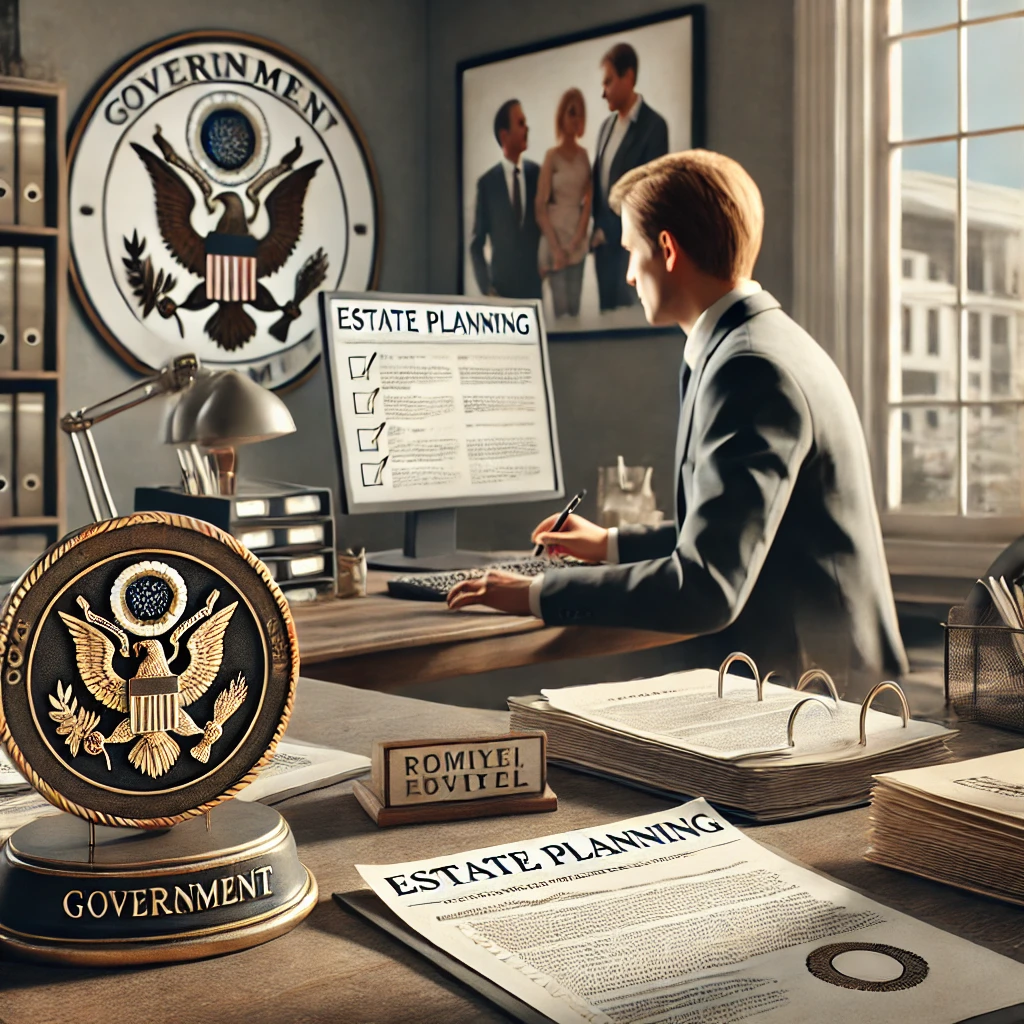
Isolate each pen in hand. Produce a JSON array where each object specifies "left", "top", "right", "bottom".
[{"left": 533, "top": 489, "right": 587, "bottom": 557}]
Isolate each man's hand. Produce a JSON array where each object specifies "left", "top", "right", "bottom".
[
  {"left": 531, "top": 513, "right": 608, "bottom": 562},
  {"left": 447, "top": 569, "right": 533, "bottom": 614},
  {"left": 590, "top": 228, "right": 606, "bottom": 249}
]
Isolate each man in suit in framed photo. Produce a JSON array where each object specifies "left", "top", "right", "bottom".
[
  {"left": 469, "top": 99, "right": 542, "bottom": 300},
  {"left": 591, "top": 42, "right": 669, "bottom": 313},
  {"left": 449, "top": 149, "right": 908, "bottom": 688}
]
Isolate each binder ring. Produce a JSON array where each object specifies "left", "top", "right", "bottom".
[
  {"left": 718, "top": 652, "right": 762, "bottom": 700},
  {"left": 796, "top": 668, "right": 839, "bottom": 702},
  {"left": 787, "top": 696, "right": 835, "bottom": 747},
  {"left": 859, "top": 681, "right": 910, "bottom": 746}
]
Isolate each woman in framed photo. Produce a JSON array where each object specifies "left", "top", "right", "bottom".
[{"left": 535, "top": 88, "right": 592, "bottom": 319}]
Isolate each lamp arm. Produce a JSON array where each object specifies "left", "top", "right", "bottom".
[
  {"left": 60, "top": 354, "right": 199, "bottom": 434},
  {"left": 60, "top": 354, "right": 200, "bottom": 523}
]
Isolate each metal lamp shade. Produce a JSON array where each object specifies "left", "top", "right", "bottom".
[{"left": 163, "top": 370, "right": 296, "bottom": 448}]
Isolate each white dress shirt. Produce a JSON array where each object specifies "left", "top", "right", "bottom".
[
  {"left": 527, "top": 280, "right": 763, "bottom": 619},
  {"left": 500, "top": 154, "right": 525, "bottom": 225},
  {"left": 599, "top": 95, "right": 643, "bottom": 199}
]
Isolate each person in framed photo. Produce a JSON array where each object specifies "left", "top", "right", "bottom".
[
  {"left": 469, "top": 99, "right": 542, "bottom": 299},
  {"left": 536, "top": 88, "right": 593, "bottom": 319},
  {"left": 591, "top": 42, "right": 669, "bottom": 313}
]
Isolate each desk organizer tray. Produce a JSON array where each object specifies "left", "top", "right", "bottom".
[{"left": 945, "top": 602, "right": 1024, "bottom": 732}]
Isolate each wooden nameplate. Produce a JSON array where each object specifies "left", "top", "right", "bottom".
[{"left": 352, "top": 733, "right": 557, "bottom": 827}]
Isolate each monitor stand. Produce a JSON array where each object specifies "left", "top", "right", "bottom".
[{"left": 367, "top": 509, "right": 497, "bottom": 572}]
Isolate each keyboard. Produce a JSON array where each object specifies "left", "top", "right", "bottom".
[{"left": 387, "top": 557, "right": 587, "bottom": 601}]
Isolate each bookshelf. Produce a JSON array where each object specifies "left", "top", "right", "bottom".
[{"left": 0, "top": 78, "right": 67, "bottom": 581}]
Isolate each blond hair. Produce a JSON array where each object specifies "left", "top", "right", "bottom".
[
  {"left": 610, "top": 149, "right": 764, "bottom": 279},
  {"left": 554, "top": 88, "right": 586, "bottom": 142}
]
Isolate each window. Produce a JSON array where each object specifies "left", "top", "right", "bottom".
[
  {"left": 902, "top": 305, "right": 913, "bottom": 351},
  {"left": 926, "top": 309, "right": 940, "bottom": 354},
  {"left": 968, "top": 311, "right": 981, "bottom": 359},
  {"left": 887, "top": 2, "right": 1024, "bottom": 519},
  {"left": 902, "top": 256, "right": 915, "bottom": 278}
]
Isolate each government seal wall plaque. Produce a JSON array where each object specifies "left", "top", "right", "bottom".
[
  {"left": 69, "top": 31, "right": 381, "bottom": 390},
  {"left": 0, "top": 512, "right": 316, "bottom": 965}
]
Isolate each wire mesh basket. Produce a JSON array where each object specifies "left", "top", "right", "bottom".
[{"left": 944, "top": 603, "right": 1024, "bottom": 731}]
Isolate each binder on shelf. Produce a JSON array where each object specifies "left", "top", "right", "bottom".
[
  {"left": 15, "top": 247, "right": 45, "bottom": 371},
  {"left": 134, "top": 480, "right": 333, "bottom": 531},
  {"left": 14, "top": 391, "right": 45, "bottom": 516},
  {"left": 15, "top": 106, "right": 46, "bottom": 227},
  {"left": 234, "top": 518, "right": 333, "bottom": 554},
  {"left": 0, "top": 247, "right": 13, "bottom": 371},
  {"left": 0, "top": 394, "right": 12, "bottom": 516},
  {"left": 261, "top": 550, "right": 333, "bottom": 583},
  {"left": 0, "top": 107, "right": 14, "bottom": 225}
]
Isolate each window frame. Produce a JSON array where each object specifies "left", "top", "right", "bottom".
[{"left": 794, "top": 0, "right": 1024, "bottom": 582}]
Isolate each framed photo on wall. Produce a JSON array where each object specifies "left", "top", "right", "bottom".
[{"left": 457, "top": 6, "right": 705, "bottom": 339}]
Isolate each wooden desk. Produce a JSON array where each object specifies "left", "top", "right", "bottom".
[
  {"left": 2, "top": 680, "right": 1023, "bottom": 1024},
  {"left": 292, "top": 570, "right": 683, "bottom": 688}
]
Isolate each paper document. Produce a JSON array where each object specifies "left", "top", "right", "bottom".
[
  {"left": 542, "top": 670, "right": 947, "bottom": 763},
  {"left": 0, "top": 740, "right": 369, "bottom": 841},
  {"left": 357, "top": 800, "right": 1024, "bottom": 1023},
  {"left": 0, "top": 745, "right": 29, "bottom": 791},
  {"left": 236, "top": 738, "right": 370, "bottom": 804},
  {"left": 869, "top": 748, "right": 1024, "bottom": 905}
]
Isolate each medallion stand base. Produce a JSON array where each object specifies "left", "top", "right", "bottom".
[{"left": 0, "top": 800, "right": 316, "bottom": 966}]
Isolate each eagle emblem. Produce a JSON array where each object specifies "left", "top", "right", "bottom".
[
  {"left": 50, "top": 586, "right": 248, "bottom": 779},
  {"left": 124, "top": 126, "right": 328, "bottom": 352}
]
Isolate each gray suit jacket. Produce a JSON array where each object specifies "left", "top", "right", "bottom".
[{"left": 539, "top": 292, "right": 908, "bottom": 685}]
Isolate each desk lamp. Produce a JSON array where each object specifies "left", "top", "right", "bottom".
[
  {"left": 163, "top": 368, "right": 296, "bottom": 495},
  {"left": 61, "top": 353, "right": 200, "bottom": 521}
]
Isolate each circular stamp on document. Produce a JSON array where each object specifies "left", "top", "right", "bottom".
[
  {"left": 806, "top": 941, "right": 929, "bottom": 992},
  {"left": 0, "top": 511, "right": 299, "bottom": 827},
  {"left": 67, "top": 30, "right": 382, "bottom": 390}
]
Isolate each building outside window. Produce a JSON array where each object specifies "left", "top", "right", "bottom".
[{"left": 889, "top": 0, "right": 1024, "bottom": 519}]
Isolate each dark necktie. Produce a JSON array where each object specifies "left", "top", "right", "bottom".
[
  {"left": 679, "top": 359, "right": 691, "bottom": 405},
  {"left": 512, "top": 166, "right": 522, "bottom": 226}
]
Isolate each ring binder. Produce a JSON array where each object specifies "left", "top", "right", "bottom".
[
  {"left": 796, "top": 668, "right": 840, "bottom": 702},
  {"left": 15, "top": 106, "right": 46, "bottom": 227},
  {"left": 0, "top": 106, "right": 13, "bottom": 224},
  {"left": 717, "top": 651, "right": 763, "bottom": 699},
  {"left": 786, "top": 696, "right": 835, "bottom": 747},
  {"left": 859, "top": 681, "right": 909, "bottom": 745}
]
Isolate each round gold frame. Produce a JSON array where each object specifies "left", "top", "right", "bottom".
[{"left": 0, "top": 511, "right": 300, "bottom": 828}]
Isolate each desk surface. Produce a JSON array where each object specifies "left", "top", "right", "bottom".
[
  {"left": 292, "top": 570, "right": 682, "bottom": 688},
  {"left": 2, "top": 681, "right": 1023, "bottom": 1024}
]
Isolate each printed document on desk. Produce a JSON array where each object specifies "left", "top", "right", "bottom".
[
  {"left": 541, "top": 671, "right": 950, "bottom": 763},
  {"left": 356, "top": 799, "right": 1024, "bottom": 1023}
]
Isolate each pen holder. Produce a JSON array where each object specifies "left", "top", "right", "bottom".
[{"left": 944, "top": 602, "right": 1024, "bottom": 731}]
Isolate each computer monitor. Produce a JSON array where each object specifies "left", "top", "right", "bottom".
[{"left": 319, "top": 291, "right": 564, "bottom": 570}]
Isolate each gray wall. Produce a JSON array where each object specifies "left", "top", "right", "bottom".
[
  {"left": 427, "top": 0, "right": 795, "bottom": 550},
  {"left": 22, "top": 0, "right": 794, "bottom": 554},
  {"left": 21, "top": 0, "right": 429, "bottom": 546}
]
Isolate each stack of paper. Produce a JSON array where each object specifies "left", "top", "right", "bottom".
[
  {"left": 868, "top": 748, "right": 1024, "bottom": 905},
  {"left": 0, "top": 739, "right": 369, "bottom": 841},
  {"left": 347, "top": 798, "right": 1024, "bottom": 1023},
  {"left": 509, "top": 670, "right": 954, "bottom": 821}
]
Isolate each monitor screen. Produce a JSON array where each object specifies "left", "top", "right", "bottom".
[{"left": 319, "top": 292, "right": 563, "bottom": 515}]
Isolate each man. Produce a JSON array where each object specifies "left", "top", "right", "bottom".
[
  {"left": 449, "top": 150, "right": 908, "bottom": 687},
  {"left": 591, "top": 43, "right": 668, "bottom": 313},
  {"left": 469, "top": 99, "right": 542, "bottom": 299}
]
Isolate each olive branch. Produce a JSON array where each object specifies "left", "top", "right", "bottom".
[
  {"left": 123, "top": 231, "right": 184, "bottom": 336},
  {"left": 48, "top": 680, "right": 101, "bottom": 759}
]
